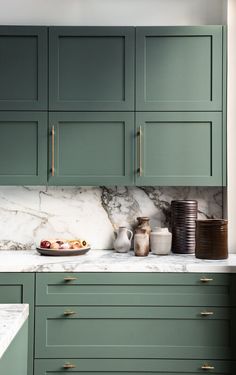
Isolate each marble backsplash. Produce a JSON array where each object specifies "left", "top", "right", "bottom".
[{"left": 0, "top": 186, "right": 223, "bottom": 250}]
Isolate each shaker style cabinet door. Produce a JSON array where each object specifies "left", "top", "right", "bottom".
[
  {"left": 136, "top": 26, "right": 223, "bottom": 111},
  {"left": 49, "top": 27, "right": 135, "bottom": 111},
  {"left": 0, "top": 112, "right": 47, "bottom": 185},
  {"left": 0, "top": 26, "right": 47, "bottom": 110},
  {"left": 135, "top": 112, "right": 223, "bottom": 186},
  {"left": 48, "top": 112, "right": 134, "bottom": 185}
]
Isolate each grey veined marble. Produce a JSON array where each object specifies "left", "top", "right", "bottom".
[{"left": 0, "top": 186, "right": 223, "bottom": 250}]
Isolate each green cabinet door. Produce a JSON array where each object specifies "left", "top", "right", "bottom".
[
  {"left": 135, "top": 112, "right": 223, "bottom": 186},
  {"left": 0, "top": 26, "right": 47, "bottom": 110},
  {"left": 49, "top": 27, "right": 134, "bottom": 111},
  {"left": 136, "top": 26, "right": 223, "bottom": 111},
  {"left": 48, "top": 112, "right": 134, "bottom": 185},
  {"left": 34, "top": 359, "right": 235, "bottom": 374},
  {"left": 0, "top": 112, "right": 47, "bottom": 185},
  {"left": 0, "top": 274, "right": 35, "bottom": 375},
  {"left": 35, "top": 306, "right": 231, "bottom": 359}
]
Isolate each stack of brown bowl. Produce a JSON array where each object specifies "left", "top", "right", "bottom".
[
  {"left": 195, "top": 219, "right": 228, "bottom": 259},
  {"left": 171, "top": 200, "right": 198, "bottom": 254}
]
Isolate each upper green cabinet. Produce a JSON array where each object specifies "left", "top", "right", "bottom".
[
  {"left": 49, "top": 27, "right": 135, "bottom": 111},
  {"left": 136, "top": 26, "right": 223, "bottom": 111},
  {"left": 48, "top": 112, "right": 134, "bottom": 185},
  {"left": 135, "top": 112, "right": 223, "bottom": 186},
  {"left": 0, "top": 26, "right": 47, "bottom": 110},
  {"left": 0, "top": 112, "right": 47, "bottom": 185}
]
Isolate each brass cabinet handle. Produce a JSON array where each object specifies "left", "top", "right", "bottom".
[
  {"left": 51, "top": 126, "right": 55, "bottom": 177},
  {"left": 64, "top": 310, "right": 77, "bottom": 316},
  {"left": 63, "top": 362, "right": 76, "bottom": 369},
  {"left": 64, "top": 276, "right": 78, "bottom": 282},
  {"left": 201, "top": 363, "right": 215, "bottom": 370},
  {"left": 200, "top": 277, "right": 213, "bottom": 283},
  {"left": 200, "top": 311, "right": 214, "bottom": 317},
  {"left": 137, "top": 126, "right": 142, "bottom": 176}
]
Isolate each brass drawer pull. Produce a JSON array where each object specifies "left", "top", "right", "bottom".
[
  {"left": 64, "top": 276, "right": 78, "bottom": 282},
  {"left": 137, "top": 126, "right": 142, "bottom": 176},
  {"left": 201, "top": 363, "right": 215, "bottom": 370},
  {"left": 51, "top": 126, "right": 55, "bottom": 177},
  {"left": 200, "top": 311, "right": 214, "bottom": 317},
  {"left": 200, "top": 277, "right": 213, "bottom": 283},
  {"left": 64, "top": 310, "right": 77, "bottom": 316},
  {"left": 63, "top": 362, "right": 76, "bottom": 369}
]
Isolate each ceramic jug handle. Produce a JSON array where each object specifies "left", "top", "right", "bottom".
[
  {"left": 114, "top": 231, "right": 117, "bottom": 239},
  {"left": 127, "top": 229, "right": 133, "bottom": 241}
]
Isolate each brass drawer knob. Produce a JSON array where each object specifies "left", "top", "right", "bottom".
[
  {"left": 63, "top": 362, "right": 76, "bottom": 369},
  {"left": 200, "top": 277, "right": 214, "bottom": 283},
  {"left": 64, "top": 310, "right": 77, "bottom": 316},
  {"left": 201, "top": 363, "right": 215, "bottom": 370},
  {"left": 64, "top": 276, "right": 78, "bottom": 282},
  {"left": 200, "top": 311, "right": 214, "bottom": 317}
]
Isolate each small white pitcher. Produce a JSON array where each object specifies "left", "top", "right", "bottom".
[{"left": 113, "top": 227, "right": 133, "bottom": 253}]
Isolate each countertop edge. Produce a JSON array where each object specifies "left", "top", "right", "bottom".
[{"left": 0, "top": 304, "right": 29, "bottom": 359}]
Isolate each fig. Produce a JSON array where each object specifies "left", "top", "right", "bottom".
[{"left": 40, "top": 240, "right": 51, "bottom": 249}]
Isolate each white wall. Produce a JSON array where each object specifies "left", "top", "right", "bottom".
[{"left": 0, "top": 0, "right": 227, "bottom": 25}]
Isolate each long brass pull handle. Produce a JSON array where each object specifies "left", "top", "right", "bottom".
[
  {"left": 63, "top": 362, "right": 76, "bottom": 369},
  {"left": 200, "top": 277, "right": 213, "bottom": 283},
  {"left": 64, "top": 310, "right": 77, "bottom": 316},
  {"left": 51, "top": 126, "right": 55, "bottom": 177},
  {"left": 137, "top": 126, "right": 142, "bottom": 176},
  {"left": 64, "top": 276, "right": 78, "bottom": 282},
  {"left": 201, "top": 363, "right": 215, "bottom": 370},
  {"left": 200, "top": 311, "right": 214, "bottom": 317}
]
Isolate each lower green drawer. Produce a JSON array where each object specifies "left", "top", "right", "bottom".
[
  {"left": 35, "top": 306, "right": 231, "bottom": 359},
  {"left": 34, "top": 359, "right": 235, "bottom": 374}
]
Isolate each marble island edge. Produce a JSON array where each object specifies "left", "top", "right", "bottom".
[
  {"left": 0, "top": 304, "right": 29, "bottom": 359},
  {"left": 0, "top": 250, "right": 235, "bottom": 273}
]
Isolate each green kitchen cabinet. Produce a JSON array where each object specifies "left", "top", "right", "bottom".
[
  {"left": 49, "top": 27, "right": 134, "bottom": 111},
  {"left": 0, "top": 321, "right": 28, "bottom": 375},
  {"left": 36, "top": 272, "right": 231, "bottom": 307},
  {"left": 0, "top": 26, "right": 47, "bottom": 110},
  {"left": 135, "top": 112, "right": 223, "bottom": 186},
  {"left": 48, "top": 112, "right": 134, "bottom": 185},
  {"left": 35, "top": 305, "right": 231, "bottom": 359},
  {"left": 136, "top": 26, "right": 223, "bottom": 111},
  {"left": 0, "top": 273, "right": 35, "bottom": 375},
  {"left": 0, "top": 112, "right": 47, "bottom": 185},
  {"left": 34, "top": 358, "right": 235, "bottom": 374}
]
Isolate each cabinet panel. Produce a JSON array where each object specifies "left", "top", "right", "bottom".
[
  {"left": 35, "top": 359, "right": 235, "bottom": 374},
  {"left": 0, "top": 274, "right": 35, "bottom": 375},
  {"left": 0, "top": 26, "right": 47, "bottom": 110},
  {"left": 48, "top": 112, "right": 134, "bottom": 185},
  {"left": 135, "top": 112, "right": 223, "bottom": 186},
  {"left": 35, "top": 306, "right": 231, "bottom": 359},
  {"left": 136, "top": 26, "right": 223, "bottom": 111},
  {"left": 36, "top": 273, "right": 231, "bottom": 306},
  {"left": 49, "top": 27, "right": 134, "bottom": 111},
  {"left": 0, "top": 112, "right": 47, "bottom": 184},
  {"left": 0, "top": 321, "right": 28, "bottom": 375}
]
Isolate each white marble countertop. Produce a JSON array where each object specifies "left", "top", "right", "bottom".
[
  {"left": 0, "top": 249, "right": 235, "bottom": 272},
  {"left": 0, "top": 304, "right": 29, "bottom": 359}
]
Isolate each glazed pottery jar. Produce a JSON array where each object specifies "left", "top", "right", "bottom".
[
  {"left": 134, "top": 230, "right": 149, "bottom": 257},
  {"left": 150, "top": 227, "right": 172, "bottom": 255},
  {"left": 113, "top": 227, "right": 133, "bottom": 253},
  {"left": 195, "top": 219, "right": 228, "bottom": 260},
  {"left": 135, "top": 217, "right": 151, "bottom": 236}
]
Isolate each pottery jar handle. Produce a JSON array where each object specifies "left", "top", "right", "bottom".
[
  {"left": 114, "top": 231, "right": 118, "bottom": 239},
  {"left": 127, "top": 229, "right": 133, "bottom": 241}
]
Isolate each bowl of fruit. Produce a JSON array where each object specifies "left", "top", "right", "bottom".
[{"left": 37, "top": 239, "right": 90, "bottom": 256}]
